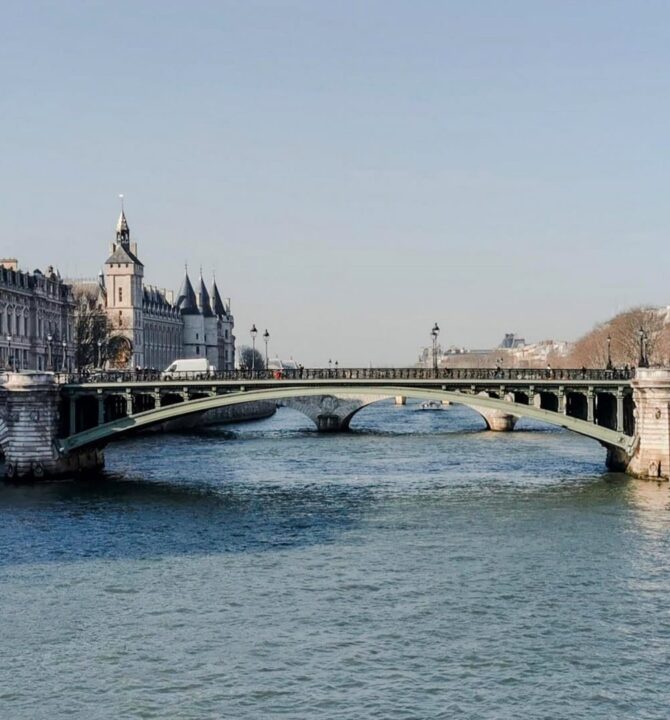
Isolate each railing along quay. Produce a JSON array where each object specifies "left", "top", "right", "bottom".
[{"left": 60, "top": 367, "right": 636, "bottom": 385}]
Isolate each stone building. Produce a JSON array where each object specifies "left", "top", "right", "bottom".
[
  {"left": 98, "top": 210, "right": 235, "bottom": 370},
  {"left": 0, "top": 259, "right": 75, "bottom": 372}
]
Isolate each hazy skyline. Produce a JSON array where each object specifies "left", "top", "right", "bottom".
[{"left": 2, "top": 1, "right": 669, "bottom": 365}]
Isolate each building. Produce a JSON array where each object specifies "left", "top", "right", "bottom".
[
  {"left": 0, "top": 259, "right": 75, "bottom": 371},
  {"left": 97, "top": 209, "right": 235, "bottom": 370},
  {"left": 499, "top": 333, "right": 526, "bottom": 349},
  {"left": 417, "top": 332, "right": 570, "bottom": 370}
]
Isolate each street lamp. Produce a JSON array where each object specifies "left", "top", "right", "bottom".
[
  {"left": 606, "top": 335, "right": 613, "bottom": 370},
  {"left": 263, "top": 329, "right": 270, "bottom": 370},
  {"left": 61, "top": 340, "right": 67, "bottom": 372},
  {"left": 328, "top": 358, "right": 332, "bottom": 375},
  {"left": 638, "top": 327, "right": 648, "bottom": 368},
  {"left": 46, "top": 333, "right": 52, "bottom": 371},
  {"left": 6, "top": 334, "right": 12, "bottom": 371},
  {"left": 250, "top": 324, "right": 258, "bottom": 373},
  {"left": 97, "top": 339, "right": 103, "bottom": 369},
  {"left": 643, "top": 331, "right": 649, "bottom": 367},
  {"left": 431, "top": 322, "right": 440, "bottom": 374},
  {"left": 335, "top": 360, "right": 339, "bottom": 376}
]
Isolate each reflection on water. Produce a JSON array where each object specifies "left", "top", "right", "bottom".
[
  {"left": 1, "top": 401, "right": 669, "bottom": 719},
  {"left": 626, "top": 477, "right": 670, "bottom": 511}
]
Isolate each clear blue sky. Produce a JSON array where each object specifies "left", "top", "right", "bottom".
[{"left": 1, "top": 1, "right": 668, "bottom": 365}]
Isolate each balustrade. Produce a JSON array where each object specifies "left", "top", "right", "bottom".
[{"left": 60, "top": 366, "right": 635, "bottom": 385}]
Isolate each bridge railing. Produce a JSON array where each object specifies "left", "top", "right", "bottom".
[{"left": 59, "top": 367, "right": 635, "bottom": 385}]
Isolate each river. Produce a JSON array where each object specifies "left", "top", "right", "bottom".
[{"left": 1, "top": 401, "right": 669, "bottom": 719}]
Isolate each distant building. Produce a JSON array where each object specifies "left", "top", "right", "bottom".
[
  {"left": 93, "top": 209, "right": 236, "bottom": 370},
  {"left": 499, "top": 333, "right": 525, "bottom": 349},
  {"left": 0, "top": 259, "right": 75, "bottom": 371},
  {"left": 417, "top": 332, "right": 570, "bottom": 369},
  {"left": 505, "top": 339, "right": 570, "bottom": 368}
]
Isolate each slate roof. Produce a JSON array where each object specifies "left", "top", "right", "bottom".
[
  {"left": 176, "top": 271, "right": 199, "bottom": 315},
  {"left": 210, "top": 279, "right": 228, "bottom": 317},
  {"left": 198, "top": 275, "right": 215, "bottom": 317}
]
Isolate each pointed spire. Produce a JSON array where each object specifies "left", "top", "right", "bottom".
[
  {"left": 176, "top": 268, "right": 199, "bottom": 315},
  {"left": 210, "top": 276, "right": 227, "bottom": 317},
  {"left": 198, "top": 272, "right": 215, "bottom": 317},
  {"left": 116, "top": 196, "right": 130, "bottom": 246}
]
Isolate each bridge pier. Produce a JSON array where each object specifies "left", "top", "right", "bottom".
[
  {"left": 470, "top": 392, "right": 518, "bottom": 432},
  {"left": 316, "top": 414, "right": 347, "bottom": 432},
  {"left": 0, "top": 373, "right": 103, "bottom": 480},
  {"left": 626, "top": 369, "right": 670, "bottom": 479}
]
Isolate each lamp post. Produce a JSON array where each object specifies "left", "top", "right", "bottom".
[
  {"left": 335, "top": 360, "right": 339, "bottom": 377},
  {"left": 46, "top": 333, "right": 52, "bottom": 371},
  {"left": 6, "top": 334, "right": 12, "bottom": 371},
  {"left": 97, "top": 339, "right": 103, "bottom": 369},
  {"left": 61, "top": 340, "right": 67, "bottom": 372},
  {"left": 638, "top": 327, "right": 648, "bottom": 368},
  {"left": 606, "top": 335, "right": 613, "bottom": 370},
  {"left": 250, "top": 324, "right": 257, "bottom": 374},
  {"left": 431, "top": 322, "right": 440, "bottom": 375},
  {"left": 328, "top": 358, "right": 332, "bottom": 376},
  {"left": 263, "top": 329, "right": 269, "bottom": 370},
  {"left": 638, "top": 327, "right": 650, "bottom": 368}
]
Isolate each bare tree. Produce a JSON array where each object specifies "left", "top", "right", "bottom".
[
  {"left": 72, "top": 284, "right": 113, "bottom": 370},
  {"left": 239, "top": 345, "right": 265, "bottom": 371},
  {"left": 567, "top": 306, "right": 667, "bottom": 368}
]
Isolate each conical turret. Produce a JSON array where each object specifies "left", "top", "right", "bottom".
[
  {"left": 210, "top": 278, "right": 227, "bottom": 317},
  {"left": 198, "top": 274, "right": 215, "bottom": 317},
  {"left": 176, "top": 269, "right": 199, "bottom": 315}
]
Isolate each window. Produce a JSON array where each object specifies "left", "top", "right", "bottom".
[
  {"left": 196, "top": 346, "right": 200, "bottom": 355},
  {"left": 119, "top": 287, "right": 123, "bottom": 302}
]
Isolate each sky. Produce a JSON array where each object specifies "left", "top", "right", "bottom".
[{"left": 1, "top": 0, "right": 669, "bottom": 366}]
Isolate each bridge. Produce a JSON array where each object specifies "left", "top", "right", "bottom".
[{"left": 0, "top": 366, "right": 669, "bottom": 481}]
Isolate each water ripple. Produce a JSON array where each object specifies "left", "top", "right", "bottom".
[{"left": 1, "top": 402, "right": 669, "bottom": 719}]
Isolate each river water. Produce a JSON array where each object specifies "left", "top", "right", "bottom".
[{"left": 1, "top": 401, "right": 669, "bottom": 719}]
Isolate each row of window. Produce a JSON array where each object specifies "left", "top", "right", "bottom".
[{"left": 0, "top": 312, "right": 70, "bottom": 341}]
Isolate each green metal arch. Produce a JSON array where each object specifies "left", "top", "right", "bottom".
[{"left": 59, "top": 385, "right": 634, "bottom": 454}]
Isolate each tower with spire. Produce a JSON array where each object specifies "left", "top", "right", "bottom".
[
  {"left": 103, "top": 206, "right": 145, "bottom": 368},
  {"left": 99, "top": 201, "right": 235, "bottom": 370}
]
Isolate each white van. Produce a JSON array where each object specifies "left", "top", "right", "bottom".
[{"left": 161, "top": 358, "right": 216, "bottom": 380}]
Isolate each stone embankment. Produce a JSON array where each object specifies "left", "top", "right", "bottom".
[{"left": 150, "top": 400, "right": 276, "bottom": 433}]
